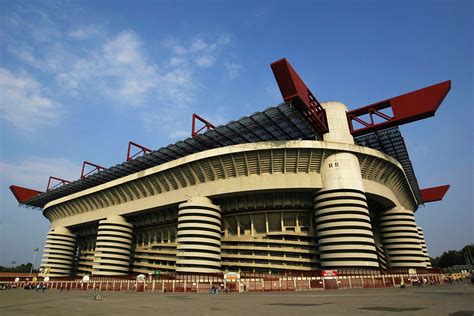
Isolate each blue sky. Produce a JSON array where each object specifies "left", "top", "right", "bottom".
[{"left": 0, "top": 0, "right": 472, "bottom": 267}]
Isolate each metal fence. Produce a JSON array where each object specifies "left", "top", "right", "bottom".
[{"left": 1, "top": 273, "right": 443, "bottom": 293}]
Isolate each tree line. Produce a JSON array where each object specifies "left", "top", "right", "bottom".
[
  {"left": 430, "top": 244, "right": 474, "bottom": 269},
  {"left": 0, "top": 263, "right": 38, "bottom": 273}
]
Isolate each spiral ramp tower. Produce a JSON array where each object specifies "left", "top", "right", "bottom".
[
  {"left": 377, "top": 208, "right": 427, "bottom": 268},
  {"left": 314, "top": 102, "right": 378, "bottom": 268},
  {"left": 417, "top": 226, "right": 432, "bottom": 268},
  {"left": 40, "top": 227, "right": 76, "bottom": 276},
  {"left": 92, "top": 215, "right": 133, "bottom": 275},
  {"left": 176, "top": 196, "right": 222, "bottom": 273}
]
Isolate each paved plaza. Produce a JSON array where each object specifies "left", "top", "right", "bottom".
[{"left": 0, "top": 283, "right": 473, "bottom": 315}]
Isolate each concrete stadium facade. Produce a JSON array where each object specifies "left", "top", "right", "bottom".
[{"left": 39, "top": 102, "right": 433, "bottom": 277}]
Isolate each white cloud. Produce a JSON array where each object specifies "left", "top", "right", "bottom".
[
  {"left": 103, "top": 31, "right": 143, "bottom": 64},
  {"left": 137, "top": 33, "right": 237, "bottom": 136},
  {"left": 139, "top": 100, "right": 193, "bottom": 141},
  {"left": 7, "top": 44, "right": 45, "bottom": 70},
  {"left": 56, "top": 30, "right": 161, "bottom": 105},
  {"left": 196, "top": 55, "right": 216, "bottom": 68},
  {"left": 151, "top": 67, "right": 196, "bottom": 106},
  {"left": 2, "top": 4, "right": 239, "bottom": 140},
  {"left": 4, "top": 9, "right": 162, "bottom": 105},
  {"left": 0, "top": 157, "right": 79, "bottom": 190},
  {"left": 217, "top": 33, "right": 232, "bottom": 46},
  {"left": 169, "top": 57, "right": 185, "bottom": 66},
  {"left": 225, "top": 62, "right": 242, "bottom": 79},
  {"left": 0, "top": 68, "right": 61, "bottom": 132},
  {"left": 164, "top": 34, "right": 233, "bottom": 70},
  {"left": 172, "top": 44, "right": 187, "bottom": 55},
  {"left": 191, "top": 38, "right": 207, "bottom": 52},
  {"left": 68, "top": 26, "right": 99, "bottom": 40},
  {"left": 53, "top": 30, "right": 202, "bottom": 106}
]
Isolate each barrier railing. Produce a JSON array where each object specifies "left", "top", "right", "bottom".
[{"left": 1, "top": 273, "right": 445, "bottom": 293}]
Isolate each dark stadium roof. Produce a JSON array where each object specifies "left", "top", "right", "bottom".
[
  {"left": 21, "top": 102, "right": 421, "bottom": 208},
  {"left": 353, "top": 127, "right": 422, "bottom": 205}
]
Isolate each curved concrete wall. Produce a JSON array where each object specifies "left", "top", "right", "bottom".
[
  {"left": 92, "top": 215, "right": 133, "bottom": 275},
  {"left": 43, "top": 140, "right": 419, "bottom": 228},
  {"left": 176, "top": 196, "right": 221, "bottom": 273},
  {"left": 417, "top": 226, "right": 432, "bottom": 268},
  {"left": 315, "top": 153, "right": 378, "bottom": 268},
  {"left": 40, "top": 227, "right": 76, "bottom": 276},
  {"left": 377, "top": 208, "right": 426, "bottom": 268}
]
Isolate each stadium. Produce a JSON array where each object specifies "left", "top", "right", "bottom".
[{"left": 10, "top": 58, "right": 450, "bottom": 278}]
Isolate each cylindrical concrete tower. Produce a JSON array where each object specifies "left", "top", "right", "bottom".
[
  {"left": 314, "top": 102, "right": 378, "bottom": 268},
  {"left": 377, "top": 208, "right": 426, "bottom": 268},
  {"left": 92, "top": 215, "right": 133, "bottom": 275},
  {"left": 417, "top": 226, "right": 432, "bottom": 268},
  {"left": 176, "top": 196, "right": 221, "bottom": 273},
  {"left": 40, "top": 227, "right": 76, "bottom": 276}
]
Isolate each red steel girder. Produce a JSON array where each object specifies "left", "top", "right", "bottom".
[
  {"left": 348, "top": 80, "right": 451, "bottom": 136},
  {"left": 127, "top": 141, "right": 152, "bottom": 161},
  {"left": 81, "top": 161, "right": 105, "bottom": 179},
  {"left": 192, "top": 113, "right": 215, "bottom": 138},
  {"left": 9, "top": 185, "right": 43, "bottom": 203},
  {"left": 47, "top": 176, "right": 70, "bottom": 191},
  {"left": 420, "top": 185, "right": 450, "bottom": 203},
  {"left": 270, "top": 58, "right": 329, "bottom": 134}
]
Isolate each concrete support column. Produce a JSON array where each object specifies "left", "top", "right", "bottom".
[
  {"left": 417, "top": 226, "right": 432, "bottom": 268},
  {"left": 314, "top": 153, "right": 379, "bottom": 268},
  {"left": 40, "top": 227, "right": 76, "bottom": 276},
  {"left": 377, "top": 208, "right": 426, "bottom": 268},
  {"left": 314, "top": 102, "right": 378, "bottom": 269},
  {"left": 176, "top": 196, "right": 221, "bottom": 273},
  {"left": 92, "top": 215, "right": 133, "bottom": 275}
]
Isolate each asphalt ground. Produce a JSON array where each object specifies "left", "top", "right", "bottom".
[{"left": 0, "top": 282, "right": 473, "bottom": 316}]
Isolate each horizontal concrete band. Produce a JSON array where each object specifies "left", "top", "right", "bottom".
[
  {"left": 44, "top": 141, "right": 418, "bottom": 228},
  {"left": 174, "top": 266, "right": 221, "bottom": 273}
]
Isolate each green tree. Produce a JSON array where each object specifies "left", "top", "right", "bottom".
[
  {"left": 438, "top": 250, "right": 464, "bottom": 268},
  {"left": 430, "top": 244, "right": 474, "bottom": 268},
  {"left": 0, "top": 263, "right": 38, "bottom": 273}
]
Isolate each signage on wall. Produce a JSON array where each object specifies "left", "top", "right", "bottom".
[
  {"left": 322, "top": 270, "right": 338, "bottom": 277},
  {"left": 224, "top": 272, "right": 240, "bottom": 281}
]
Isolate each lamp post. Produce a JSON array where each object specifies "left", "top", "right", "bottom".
[{"left": 29, "top": 248, "right": 39, "bottom": 276}]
